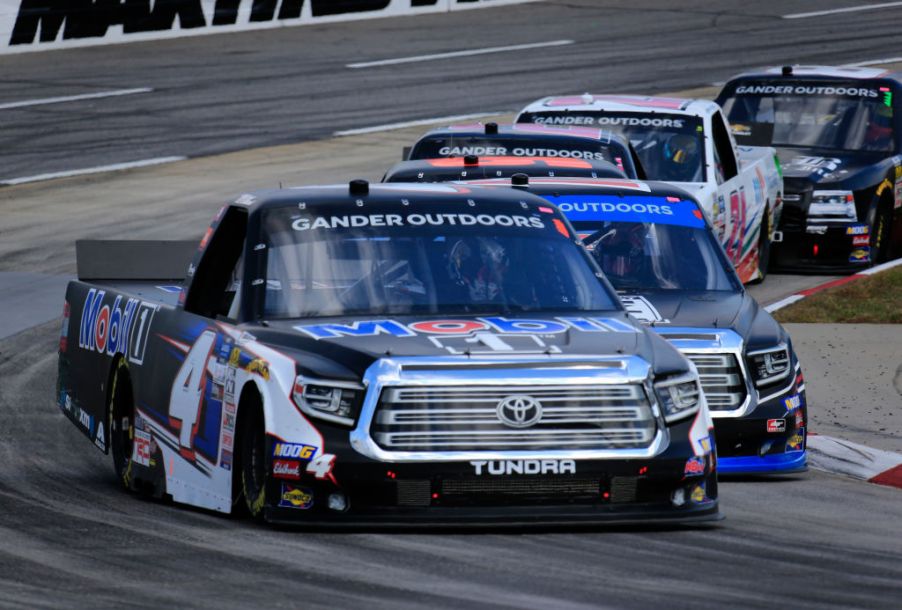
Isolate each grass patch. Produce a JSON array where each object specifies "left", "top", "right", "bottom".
[{"left": 774, "top": 266, "right": 902, "bottom": 323}]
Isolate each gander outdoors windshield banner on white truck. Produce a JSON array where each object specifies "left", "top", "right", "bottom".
[{"left": 0, "top": 0, "right": 534, "bottom": 54}]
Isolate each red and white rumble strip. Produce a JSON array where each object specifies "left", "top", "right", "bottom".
[
  {"left": 808, "top": 434, "right": 902, "bottom": 490},
  {"left": 765, "top": 257, "right": 902, "bottom": 313}
]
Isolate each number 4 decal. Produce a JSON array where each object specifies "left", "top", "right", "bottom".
[
  {"left": 169, "top": 330, "right": 217, "bottom": 452},
  {"left": 306, "top": 453, "right": 335, "bottom": 480}
]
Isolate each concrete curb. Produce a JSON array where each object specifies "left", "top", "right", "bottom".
[
  {"left": 765, "top": 257, "right": 902, "bottom": 312},
  {"left": 808, "top": 434, "right": 902, "bottom": 490}
]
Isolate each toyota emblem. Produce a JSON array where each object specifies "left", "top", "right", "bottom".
[{"left": 496, "top": 395, "right": 543, "bottom": 429}]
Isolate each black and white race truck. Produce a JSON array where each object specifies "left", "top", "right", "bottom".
[
  {"left": 716, "top": 65, "right": 902, "bottom": 270},
  {"left": 405, "top": 122, "right": 646, "bottom": 179},
  {"left": 57, "top": 181, "right": 720, "bottom": 525}
]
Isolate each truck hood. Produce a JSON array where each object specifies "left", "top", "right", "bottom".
[
  {"left": 777, "top": 148, "right": 886, "bottom": 189},
  {"left": 247, "top": 313, "right": 687, "bottom": 379},
  {"left": 619, "top": 291, "right": 745, "bottom": 329}
]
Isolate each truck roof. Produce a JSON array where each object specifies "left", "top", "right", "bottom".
[
  {"left": 229, "top": 181, "right": 552, "bottom": 211},
  {"left": 420, "top": 122, "right": 621, "bottom": 143},
  {"left": 463, "top": 176, "right": 700, "bottom": 204},
  {"left": 722, "top": 64, "right": 902, "bottom": 84},
  {"left": 519, "top": 94, "right": 720, "bottom": 120},
  {"left": 383, "top": 156, "right": 626, "bottom": 183}
]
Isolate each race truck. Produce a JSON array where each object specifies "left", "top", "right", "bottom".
[
  {"left": 57, "top": 181, "right": 721, "bottom": 525},
  {"left": 516, "top": 95, "right": 784, "bottom": 283},
  {"left": 466, "top": 175, "right": 807, "bottom": 474},
  {"left": 383, "top": 156, "right": 626, "bottom": 183},
  {"left": 404, "top": 122, "right": 645, "bottom": 179},
  {"left": 716, "top": 65, "right": 902, "bottom": 270}
]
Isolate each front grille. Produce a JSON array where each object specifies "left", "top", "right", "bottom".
[
  {"left": 372, "top": 385, "right": 656, "bottom": 451},
  {"left": 685, "top": 353, "right": 748, "bottom": 412}
]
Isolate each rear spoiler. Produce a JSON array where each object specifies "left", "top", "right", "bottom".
[{"left": 76, "top": 240, "right": 197, "bottom": 281}]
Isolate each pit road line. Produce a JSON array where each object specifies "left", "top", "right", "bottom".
[
  {"left": 0, "top": 156, "right": 187, "bottom": 186},
  {"left": 0, "top": 88, "right": 153, "bottom": 111},
  {"left": 346, "top": 40, "right": 574, "bottom": 68}
]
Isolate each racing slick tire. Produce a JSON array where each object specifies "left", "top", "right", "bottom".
[
  {"left": 108, "top": 358, "right": 134, "bottom": 490},
  {"left": 749, "top": 204, "right": 772, "bottom": 284},
  {"left": 870, "top": 201, "right": 893, "bottom": 264},
  {"left": 238, "top": 393, "right": 267, "bottom": 520}
]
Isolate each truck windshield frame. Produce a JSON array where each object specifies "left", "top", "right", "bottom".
[
  {"left": 257, "top": 201, "right": 621, "bottom": 319},
  {"left": 719, "top": 80, "right": 897, "bottom": 153},
  {"left": 519, "top": 111, "right": 706, "bottom": 182}
]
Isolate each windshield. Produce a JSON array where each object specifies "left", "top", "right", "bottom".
[
  {"left": 519, "top": 111, "right": 705, "bottom": 182},
  {"left": 720, "top": 81, "right": 896, "bottom": 152},
  {"left": 384, "top": 157, "right": 625, "bottom": 183},
  {"left": 260, "top": 202, "right": 618, "bottom": 318},
  {"left": 540, "top": 195, "right": 738, "bottom": 292},
  {"left": 409, "top": 134, "right": 634, "bottom": 176}
]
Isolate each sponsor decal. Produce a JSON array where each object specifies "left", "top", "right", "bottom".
[
  {"left": 291, "top": 213, "right": 545, "bottom": 232},
  {"left": 245, "top": 358, "right": 270, "bottom": 380},
  {"left": 133, "top": 429, "right": 152, "bottom": 467},
  {"left": 93, "top": 418, "right": 105, "bottom": 451},
  {"left": 279, "top": 484, "right": 314, "bottom": 510},
  {"left": 690, "top": 484, "right": 707, "bottom": 504},
  {"left": 795, "top": 409, "right": 804, "bottom": 428},
  {"left": 684, "top": 456, "right": 706, "bottom": 476},
  {"left": 470, "top": 459, "right": 576, "bottom": 476},
  {"left": 272, "top": 442, "right": 316, "bottom": 460},
  {"left": 806, "top": 225, "right": 828, "bottom": 235},
  {"left": 295, "top": 315, "right": 639, "bottom": 340},
  {"left": 767, "top": 419, "right": 786, "bottom": 433},
  {"left": 78, "top": 290, "right": 156, "bottom": 365},
  {"left": 429, "top": 332, "right": 560, "bottom": 355},
  {"left": 533, "top": 115, "right": 686, "bottom": 128},
  {"left": 273, "top": 460, "right": 302, "bottom": 480},
  {"left": 547, "top": 195, "right": 705, "bottom": 228},
  {"left": 620, "top": 295, "right": 669, "bottom": 324},
  {"left": 786, "top": 431, "right": 805, "bottom": 452},
  {"left": 734, "top": 85, "right": 879, "bottom": 98},
  {"left": 846, "top": 225, "right": 869, "bottom": 235},
  {"left": 849, "top": 248, "right": 871, "bottom": 262},
  {"left": 220, "top": 449, "right": 233, "bottom": 471},
  {"left": 852, "top": 234, "right": 870, "bottom": 246},
  {"left": 784, "top": 394, "right": 802, "bottom": 411}
]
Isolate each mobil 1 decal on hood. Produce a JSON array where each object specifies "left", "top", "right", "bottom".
[{"left": 292, "top": 316, "right": 640, "bottom": 357}]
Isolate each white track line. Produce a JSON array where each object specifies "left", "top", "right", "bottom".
[
  {"left": 764, "top": 294, "right": 805, "bottom": 313},
  {"left": 333, "top": 112, "right": 502, "bottom": 137},
  {"left": 844, "top": 56, "right": 902, "bottom": 67},
  {"left": 347, "top": 40, "right": 573, "bottom": 69},
  {"left": 0, "top": 87, "right": 153, "bottom": 111},
  {"left": 783, "top": 1, "right": 902, "bottom": 19},
  {"left": 1, "top": 156, "right": 187, "bottom": 186}
]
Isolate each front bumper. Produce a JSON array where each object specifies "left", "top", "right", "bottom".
[
  {"left": 264, "top": 417, "right": 719, "bottom": 526},
  {"left": 772, "top": 223, "right": 871, "bottom": 273}
]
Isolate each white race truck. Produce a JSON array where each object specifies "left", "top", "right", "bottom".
[{"left": 517, "top": 95, "right": 783, "bottom": 282}]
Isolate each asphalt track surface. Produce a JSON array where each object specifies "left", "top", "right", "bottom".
[{"left": 1, "top": 1, "right": 902, "bottom": 608}]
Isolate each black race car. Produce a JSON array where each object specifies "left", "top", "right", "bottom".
[
  {"left": 405, "top": 122, "right": 646, "bottom": 179},
  {"left": 716, "top": 65, "right": 902, "bottom": 270},
  {"left": 467, "top": 176, "right": 808, "bottom": 474},
  {"left": 57, "top": 181, "right": 720, "bottom": 525},
  {"left": 383, "top": 155, "right": 626, "bottom": 183}
]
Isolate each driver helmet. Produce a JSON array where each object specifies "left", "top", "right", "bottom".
[
  {"left": 664, "top": 133, "right": 700, "bottom": 166},
  {"left": 597, "top": 224, "right": 647, "bottom": 279},
  {"left": 865, "top": 103, "right": 894, "bottom": 149},
  {"left": 448, "top": 237, "right": 509, "bottom": 300}
]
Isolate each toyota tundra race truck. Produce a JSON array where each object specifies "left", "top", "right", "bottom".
[
  {"left": 716, "top": 65, "right": 902, "bottom": 270},
  {"left": 466, "top": 176, "right": 808, "bottom": 474},
  {"left": 57, "top": 181, "right": 720, "bottom": 526},
  {"left": 405, "top": 122, "right": 646, "bottom": 179},
  {"left": 516, "top": 95, "right": 784, "bottom": 283}
]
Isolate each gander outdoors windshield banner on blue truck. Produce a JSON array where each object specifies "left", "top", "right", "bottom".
[{"left": 541, "top": 195, "right": 707, "bottom": 228}]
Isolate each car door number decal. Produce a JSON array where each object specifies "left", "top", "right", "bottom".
[{"left": 169, "top": 330, "right": 217, "bottom": 452}]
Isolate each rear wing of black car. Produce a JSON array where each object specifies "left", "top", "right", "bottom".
[{"left": 76, "top": 240, "right": 196, "bottom": 281}]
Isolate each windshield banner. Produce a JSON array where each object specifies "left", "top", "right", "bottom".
[{"left": 541, "top": 195, "right": 706, "bottom": 228}]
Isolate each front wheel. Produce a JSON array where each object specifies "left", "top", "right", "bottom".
[
  {"left": 750, "top": 206, "right": 772, "bottom": 284},
  {"left": 871, "top": 203, "right": 892, "bottom": 264},
  {"left": 108, "top": 359, "right": 134, "bottom": 490},
  {"left": 239, "top": 400, "right": 267, "bottom": 520}
]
